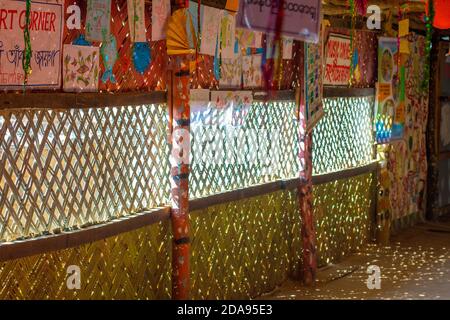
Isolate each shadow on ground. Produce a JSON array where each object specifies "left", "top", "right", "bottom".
[{"left": 259, "top": 219, "right": 450, "bottom": 300}]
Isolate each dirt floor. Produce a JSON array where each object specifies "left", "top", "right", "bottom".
[{"left": 260, "top": 217, "right": 450, "bottom": 300}]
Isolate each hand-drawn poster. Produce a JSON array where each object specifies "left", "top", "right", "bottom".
[
  {"left": 63, "top": 45, "right": 99, "bottom": 92},
  {"left": 0, "top": 0, "right": 63, "bottom": 89},
  {"left": 86, "top": 0, "right": 111, "bottom": 42},
  {"left": 200, "top": 6, "right": 222, "bottom": 56},
  {"left": 304, "top": 42, "right": 324, "bottom": 130},
  {"left": 242, "top": 54, "right": 262, "bottom": 88},
  {"left": 220, "top": 56, "right": 242, "bottom": 88},
  {"left": 211, "top": 90, "right": 252, "bottom": 126},
  {"left": 375, "top": 37, "right": 400, "bottom": 141},
  {"left": 151, "top": 0, "right": 171, "bottom": 41},
  {"left": 127, "top": 0, "right": 146, "bottom": 42},
  {"left": 266, "top": 36, "right": 294, "bottom": 60},
  {"left": 324, "top": 34, "right": 351, "bottom": 86},
  {"left": 236, "top": 28, "right": 262, "bottom": 52},
  {"left": 282, "top": 37, "right": 294, "bottom": 59},
  {"left": 220, "top": 11, "right": 236, "bottom": 59}
]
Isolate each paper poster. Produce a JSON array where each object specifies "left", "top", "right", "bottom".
[
  {"left": 190, "top": 88, "right": 210, "bottom": 115},
  {"left": 63, "top": 45, "right": 99, "bottom": 92},
  {"left": 236, "top": 0, "right": 321, "bottom": 43},
  {"left": 324, "top": 34, "right": 351, "bottom": 86},
  {"left": 152, "top": 0, "right": 171, "bottom": 41},
  {"left": 242, "top": 55, "right": 262, "bottom": 88},
  {"left": 210, "top": 90, "right": 252, "bottom": 126},
  {"left": 304, "top": 42, "right": 324, "bottom": 129},
  {"left": 265, "top": 36, "right": 294, "bottom": 60},
  {"left": 398, "top": 19, "right": 409, "bottom": 37},
  {"left": 200, "top": 6, "right": 222, "bottom": 56},
  {"left": 265, "top": 35, "right": 279, "bottom": 59},
  {"left": 236, "top": 28, "right": 262, "bottom": 51},
  {"left": 211, "top": 90, "right": 252, "bottom": 109},
  {"left": 282, "top": 37, "right": 294, "bottom": 59},
  {"left": 0, "top": 0, "right": 63, "bottom": 89},
  {"left": 220, "top": 11, "right": 236, "bottom": 59},
  {"left": 86, "top": 0, "right": 111, "bottom": 42},
  {"left": 376, "top": 37, "right": 400, "bottom": 141},
  {"left": 127, "top": 0, "right": 146, "bottom": 42},
  {"left": 220, "top": 57, "right": 242, "bottom": 88}
]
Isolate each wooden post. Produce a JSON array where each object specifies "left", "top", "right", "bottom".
[
  {"left": 169, "top": 55, "right": 191, "bottom": 300},
  {"left": 297, "top": 88, "right": 317, "bottom": 285}
]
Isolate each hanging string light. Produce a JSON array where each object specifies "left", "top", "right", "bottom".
[{"left": 22, "top": 0, "right": 32, "bottom": 88}]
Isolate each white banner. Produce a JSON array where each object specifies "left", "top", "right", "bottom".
[{"left": 0, "top": 0, "right": 63, "bottom": 89}]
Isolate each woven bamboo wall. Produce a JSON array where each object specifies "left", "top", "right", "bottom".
[
  {"left": 190, "top": 189, "right": 302, "bottom": 300},
  {"left": 190, "top": 100, "right": 300, "bottom": 199},
  {"left": 0, "top": 104, "right": 170, "bottom": 242},
  {"left": 313, "top": 96, "right": 375, "bottom": 175},
  {"left": 314, "top": 172, "right": 375, "bottom": 267},
  {"left": 0, "top": 221, "right": 172, "bottom": 300}
]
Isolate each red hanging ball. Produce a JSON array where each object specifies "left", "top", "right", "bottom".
[{"left": 426, "top": 0, "right": 450, "bottom": 29}]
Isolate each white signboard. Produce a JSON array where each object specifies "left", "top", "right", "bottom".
[
  {"left": 236, "top": 0, "right": 321, "bottom": 43},
  {"left": 0, "top": 0, "right": 63, "bottom": 89},
  {"left": 324, "top": 34, "right": 351, "bottom": 86}
]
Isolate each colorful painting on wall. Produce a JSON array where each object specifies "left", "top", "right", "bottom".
[
  {"left": 152, "top": 0, "right": 171, "bottom": 41},
  {"left": 242, "top": 55, "right": 262, "bottom": 88},
  {"left": 379, "top": 34, "right": 429, "bottom": 224},
  {"left": 220, "top": 11, "right": 236, "bottom": 59},
  {"left": 127, "top": 0, "right": 146, "bottom": 42},
  {"left": 220, "top": 57, "right": 242, "bottom": 88},
  {"left": 86, "top": 0, "right": 112, "bottom": 42},
  {"left": 63, "top": 45, "right": 100, "bottom": 92},
  {"left": 200, "top": 6, "right": 222, "bottom": 56},
  {"left": 304, "top": 41, "right": 324, "bottom": 130},
  {"left": 375, "top": 37, "right": 400, "bottom": 142}
]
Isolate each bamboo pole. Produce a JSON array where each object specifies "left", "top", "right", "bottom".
[
  {"left": 297, "top": 88, "right": 318, "bottom": 285},
  {"left": 169, "top": 54, "right": 191, "bottom": 299}
]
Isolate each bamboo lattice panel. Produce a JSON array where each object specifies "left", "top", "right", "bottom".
[
  {"left": 0, "top": 104, "right": 170, "bottom": 242},
  {"left": 314, "top": 173, "right": 374, "bottom": 267},
  {"left": 190, "top": 101, "right": 300, "bottom": 198},
  {"left": 313, "top": 96, "right": 375, "bottom": 175},
  {"left": 190, "top": 189, "right": 302, "bottom": 300},
  {"left": 0, "top": 221, "right": 172, "bottom": 299}
]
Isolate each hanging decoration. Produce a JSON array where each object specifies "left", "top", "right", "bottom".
[
  {"left": 427, "top": 0, "right": 450, "bottom": 29},
  {"left": 422, "top": 0, "right": 434, "bottom": 92},
  {"left": 22, "top": 0, "right": 32, "bottom": 85},
  {"left": 152, "top": 0, "right": 171, "bottom": 41},
  {"left": 127, "top": 0, "right": 150, "bottom": 74},
  {"left": 167, "top": 8, "right": 197, "bottom": 55},
  {"left": 127, "top": 0, "right": 146, "bottom": 43},
  {"left": 132, "top": 42, "right": 152, "bottom": 74},
  {"left": 72, "top": 34, "right": 92, "bottom": 46},
  {"left": 86, "top": 0, "right": 111, "bottom": 42},
  {"left": 100, "top": 33, "right": 118, "bottom": 84}
]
